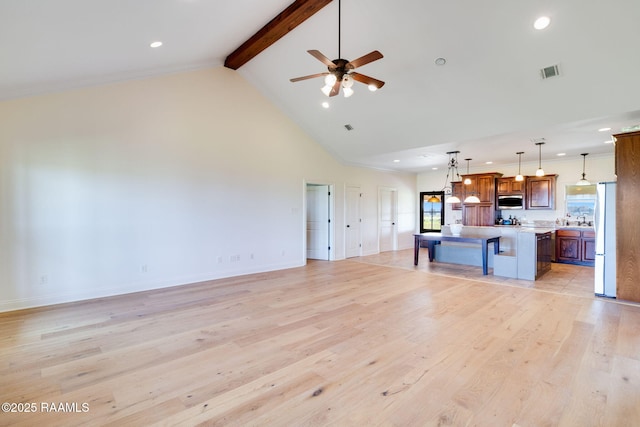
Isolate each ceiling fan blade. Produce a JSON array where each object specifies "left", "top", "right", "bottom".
[
  {"left": 329, "top": 79, "right": 341, "bottom": 97},
  {"left": 290, "top": 72, "right": 329, "bottom": 82},
  {"left": 348, "top": 50, "right": 383, "bottom": 69},
  {"left": 307, "top": 50, "right": 335, "bottom": 67},
  {"left": 350, "top": 72, "right": 385, "bottom": 89}
]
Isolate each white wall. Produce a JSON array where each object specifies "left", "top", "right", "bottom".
[
  {"left": 417, "top": 154, "right": 615, "bottom": 226},
  {"left": 0, "top": 67, "right": 416, "bottom": 312}
]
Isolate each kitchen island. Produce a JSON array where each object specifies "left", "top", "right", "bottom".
[
  {"left": 413, "top": 232, "right": 501, "bottom": 275},
  {"left": 415, "top": 225, "right": 555, "bottom": 280}
]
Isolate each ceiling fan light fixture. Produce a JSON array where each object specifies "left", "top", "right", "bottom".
[
  {"left": 289, "top": 0, "right": 384, "bottom": 98},
  {"left": 324, "top": 74, "right": 337, "bottom": 86},
  {"left": 321, "top": 85, "right": 333, "bottom": 96}
]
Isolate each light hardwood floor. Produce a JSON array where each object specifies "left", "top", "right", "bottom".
[{"left": 1, "top": 250, "right": 639, "bottom": 426}]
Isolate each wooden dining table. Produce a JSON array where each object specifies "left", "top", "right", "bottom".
[{"left": 414, "top": 232, "right": 502, "bottom": 275}]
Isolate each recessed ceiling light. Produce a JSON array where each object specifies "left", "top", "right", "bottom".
[
  {"left": 557, "top": 152, "right": 566, "bottom": 156},
  {"left": 598, "top": 127, "right": 612, "bottom": 132},
  {"left": 435, "top": 57, "right": 446, "bottom": 66},
  {"left": 534, "top": 16, "right": 551, "bottom": 30},
  {"left": 485, "top": 161, "right": 493, "bottom": 165},
  {"left": 604, "top": 139, "right": 614, "bottom": 144},
  {"left": 393, "top": 159, "right": 400, "bottom": 163},
  {"left": 150, "top": 41, "right": 163, "bottom": 48},
  {"left": 321, "top": 102, "right": 329, "bottom": 109},
  {"left": 432, "top": 167, "right": 438, "bottom": 170}
]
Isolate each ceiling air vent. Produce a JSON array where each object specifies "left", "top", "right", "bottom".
[
  {"left": 344, "top": 124, "right": 354, "bottom": 131},
  {"left": 540, "top": 64, "right": 560, "bottom": 79}
]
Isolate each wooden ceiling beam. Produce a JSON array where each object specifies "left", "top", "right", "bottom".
[{"left": 224, "top": 0, "right": 333, "bottom": 70}]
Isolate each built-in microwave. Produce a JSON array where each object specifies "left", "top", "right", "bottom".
[{"left": 497, "top": 194, "right": 524, "bottom": 210}]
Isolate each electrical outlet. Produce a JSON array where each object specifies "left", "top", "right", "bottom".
[
  {"left": 40, "top": 275, "right": 48, "bottom": 285},
  {"left": 217, "top": 256, "right": 223, "bottom": 264},
  {"left": 141, "top": 264, "right": 148, "bottom": 273}
]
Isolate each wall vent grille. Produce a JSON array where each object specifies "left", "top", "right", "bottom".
[{"left": 540, "top": 64, "right": 560, "bottom": 79}]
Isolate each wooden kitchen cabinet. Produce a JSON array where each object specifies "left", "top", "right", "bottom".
[
  {"left": 582, "top": 237, "right": 596, "bottom": 262},
  {"left": 614, "top": 130, "right": 640, "bottom": 302},
  {"left": 462, "top": 203, "right": 495, "bottom": 227},
  {"left": 527, "top": 175, "right": 557, "bottom": 209},
  {"left": 460, "top": 172, "right": 502, "bottom": 226},
  {"left": 462, "top": 173, "right": 502, "bottom": 203},
  {"left": 497, "top": 177, "right": 526, "bottom": 195},
  {"left": 556, "top": 228, "right": 594, "bottom": 266}
]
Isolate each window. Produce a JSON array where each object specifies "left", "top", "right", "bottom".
[
  {"left": 420, "top": 191, "right": 444, "bottom": 233},
  {"left": 565, "top": 184, "right": 596, "bottom": 219}
]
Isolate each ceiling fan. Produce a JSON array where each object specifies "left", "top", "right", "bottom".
[{"left": 289, "top": 0, "right": 385, "bottom": 97}]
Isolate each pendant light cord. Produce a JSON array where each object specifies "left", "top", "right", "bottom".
[
  {"left": 518, "top": 153, "right": 522, "bottom": 173},
  {"left": 538, "top": 144, "right": 542, "bottom": 169},
  {"left": 581, "top": 153, "right": 588, "bottom": 179},
  {"left": 338, "top": 0, "right": 341, "bottom": 58}
]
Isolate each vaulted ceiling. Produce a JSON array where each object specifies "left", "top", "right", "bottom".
[{"left": 2, "top": 0, "right": 640, "bottom": 172}]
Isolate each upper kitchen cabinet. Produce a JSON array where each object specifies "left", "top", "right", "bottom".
[
  {"left": 461, "top": 172, "right": 503, "bottom": 203},
  {"left": 497, "top": 177, "right": 526, "bottom": 195},
  {"left": 460, "top": 172, "right": 502, "bottom": 226},
  {"left": 614, "top": 130, "right": 640, "bottom": 303},
  {"left": 526, "top": 175, "right": 557, "bottom": 210}
]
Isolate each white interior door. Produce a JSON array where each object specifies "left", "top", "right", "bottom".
[
  {"left": 379, "top": 188, "right": 397, "bottom": 252},
  {"left": 345, "top": 186, "right": 361, "bottom": 258},
  {"left": 306, "top": 184, "right": 330, "bottom": 260}
]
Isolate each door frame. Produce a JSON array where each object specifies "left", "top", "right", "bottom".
[{"left": 303, "top": 180, "right": 335, "bottom": 262}]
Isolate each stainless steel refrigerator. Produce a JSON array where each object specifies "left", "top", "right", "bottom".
[{"left": 594, "top": 181, "right": 616, "bottom": 297}]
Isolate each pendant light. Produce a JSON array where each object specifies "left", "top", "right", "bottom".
[
  {"left": 462, "top": 158, "right": 480, "bottom": 203},
  {"left": 535, "top": 142, "right": 545, "bottom": 177},
  {"left": 463, "top": 158, "right": 472, "bottom": 185},
  {"left": 515, "top": 151, "right": 525, "bottom": 181},
  {"left": 464, "top": 193, "right": 480, "bottom": 203},
  {"left": 427, "top": 194, "right": 441, "bottom": 203},
  {"left": 576, "top": 153, "right": 591, "bottom": 185},
  {"left": 444, "top": 151, "right": 462, "bottom": 204}
]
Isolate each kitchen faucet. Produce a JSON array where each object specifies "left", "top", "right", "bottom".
[{"left": 577, "top": 215, "right": 586, "bottom": 225}]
